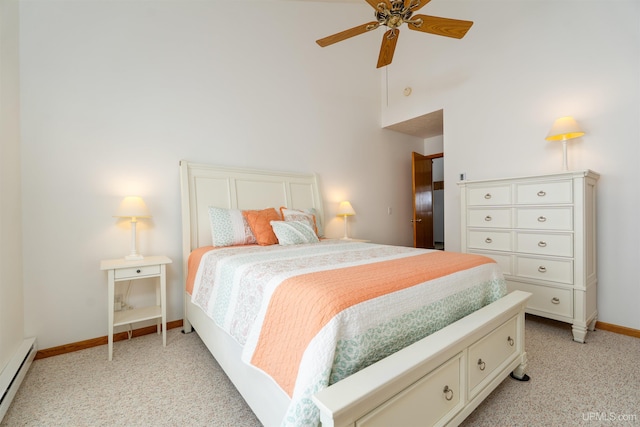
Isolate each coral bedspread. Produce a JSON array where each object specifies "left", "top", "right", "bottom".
[{"left": 189, "top": 240, "right": 506, "bottom": 427}]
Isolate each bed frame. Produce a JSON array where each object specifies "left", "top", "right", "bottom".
[{"left": 179, "top": 160, "right": 531, "bottom": 426}]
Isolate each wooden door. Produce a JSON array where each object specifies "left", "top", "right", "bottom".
[{"left": 412, "top": 152, "right": 434, "bottom": 248}]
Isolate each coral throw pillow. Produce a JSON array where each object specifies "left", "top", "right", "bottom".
[{"left": 243, "top": 208, "right": 282, "bottom": 245}]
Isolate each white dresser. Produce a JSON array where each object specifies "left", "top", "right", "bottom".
[{"left": 459, "top": 170, "right": 599, "bottom": 343}]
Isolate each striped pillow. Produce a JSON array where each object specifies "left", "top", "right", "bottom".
[{"left": 270, "top": 220, "right": 320, "bottom": 245}]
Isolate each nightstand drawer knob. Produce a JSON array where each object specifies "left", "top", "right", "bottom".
[
  {"left": 537, "top": 190, "right": 546, "bottom": 197},
  {"left": 484, "top": 215, "right": 492, "bottom": 221},
  {"left": 538, "top": 266, "right": 547, "bottom": 273},
  {"left": 538, "top": 216, "right": 547, "bottom": 222},
  {"left": 136, "top": 269, "right": 141, "bottom": 273},
  {"left": 485, "top": 237, "right": 493, "bottom": 244},
  {"left": 507, "top": 336, "right": 514, "bottom": 346},
  {"left": 551, "top": 297, "right": 560, "bottom": 304},
  {"left": 484, "top": 193, "right": 492, "bottom": 199},
  {"left": 538, "top": 241, "right": 547, "bottom": 247}
]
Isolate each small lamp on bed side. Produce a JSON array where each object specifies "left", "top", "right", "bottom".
[
  {"left": 545, "top": 116, "right": 585, "bottom": 171},
  {"left": 114, "top": 196, "right": 151, "bottom": 261},
  {"left": 337, "top": 201, "right": 356, "bottom": 240}
]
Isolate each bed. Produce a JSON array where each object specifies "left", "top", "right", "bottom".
[{"left": 179, "top": 160, "right": 531, "bottom": 427}]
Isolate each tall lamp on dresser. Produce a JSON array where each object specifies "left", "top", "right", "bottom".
[{"left": 459, "top": 170, "right": 599, "bottom": 343}]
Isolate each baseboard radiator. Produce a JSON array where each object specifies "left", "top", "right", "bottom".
[{"left": 0, "top": 337, "right": 37, "bottom": 421}]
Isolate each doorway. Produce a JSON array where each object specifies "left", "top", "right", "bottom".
[{"left": 412, "top": 152, "right": 444, "bottom": 250}]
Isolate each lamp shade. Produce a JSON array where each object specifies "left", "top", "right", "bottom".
[
  {"left": 114, "top": 196, "right": 151, "bottom": 218},
  {"left": 337, "top": 201, "right": 356, "bottom": 216},
  {"left": 545, "top": 116, "right": 585, "bottom": 141}
]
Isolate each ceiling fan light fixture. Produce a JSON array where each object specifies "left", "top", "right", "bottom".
[{"left": 316, "top": 0, "right": 473, "bottom": 68}]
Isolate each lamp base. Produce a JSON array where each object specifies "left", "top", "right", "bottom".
[{"left": 125, "top": 254, "right": 144, "bottom": 261}]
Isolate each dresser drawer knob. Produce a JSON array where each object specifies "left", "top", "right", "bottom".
[
  {"left": 484, "top": 193, "right": 492, "bottom": 199},
  {"left": 538, "top": 241, "right": 547, "bottom": 247},
  {"left": 537, "top": 190, "right": 546, "bottom": 197},
  {"left": 551, "top": 297, "right": 560, "bottom": 304},
  {"left": 538, "top": 266, "right": 547, "bottom": 273},
  {"left": 477, "top": 359, "right": 486, "bottom": 371},
  {"left": 484, "top": 215, "right": 492, "bottom": 221},
  {"left": 485, "top": 237, "right": 493, "bottom": 244},
  {"left": 443, "top": 385, "right": 454, "bottom": 401},
  {"left": 537, "top": 216, "right": 547, "bottom": 222},
  {"left": 507, "top": 336, "right": 514, "bottom": 346},
  {"left": 136, "top": 269, "right": 141, "bottom": 273}
]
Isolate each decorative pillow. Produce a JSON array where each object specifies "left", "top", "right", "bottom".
[
  {"left": 270, "top": 220, "right": 320, "bottom": 245},
  {"left": 305, "top": 207, "right": 324, "bottom": 237},
  {"left": 208, "top": 207, "right": 257, "bottom": 247},
  {"left": 243, "top": 208, "right": 282, "bottom": 245},
  {"left": 280, "top": 207, "right": 319, "bottom": 236}
]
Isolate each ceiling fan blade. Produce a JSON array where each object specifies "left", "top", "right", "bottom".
[
  {"left": 408, "top": 14, "right": 473, "bottom": 39},
  {"left": 316, "top": 22, "right": 380, "bottom": 47},
  {"left": 365, "top": 0, "right": 391, "bottom": 10},
  {"left": 377, "top": 29, "right": 399, "bottom": 68},
  {"left": 406, "top": 0, "right": 431, "bottom": 13}
]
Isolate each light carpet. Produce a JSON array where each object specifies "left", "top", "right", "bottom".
[{"left": 2, "top": 315, "right": 639, "bottom": 426}]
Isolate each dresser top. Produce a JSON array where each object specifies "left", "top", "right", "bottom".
[{"left": 457, "top": 169, "right": 599, "bottom": 186}]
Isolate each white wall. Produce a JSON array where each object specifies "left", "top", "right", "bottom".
[
  {"left": 0, "top": 0, "right": 25, "bottom": 373},
  {"left": 384, "top": 1, "right": 640, "bottom": 329},
  {"left": 19, "top": 0, "right": 424, "bottom": 349}
]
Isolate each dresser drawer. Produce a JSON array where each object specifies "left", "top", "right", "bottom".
[
  {"left": 467, "top": 185, "right": 511, "bottom": 206},
  {"left": 469, "top": 251, "right": 513, "bottom": 276},
  {"left": 507, "top": 280, "right": 572, "bottom": 318},
  {"left": 114, "top": 264, "right": 161, "bottom": 280},
  {"left": 468, "top": 208, "right": 511, "bottom": 228},
  {"left": 515, "top": 180, "right": 572, "bottom": 205},
  {"left": 468, "top": 316, "right": 518, "bottom": 397},
  {"left": 515, "top": 256, "right": 573, "bottom": 284},
  {"left": 468, "top": 230, "right": 512, "bottom": 252},
  {"left": 515, "top": 232, "right": 573, "bottom": 257},
  {"left": 516, "top": 207, "right": 573, "bottom": 230},
  {"left": 356, "top": 354, "right": 462, "bottom": 427}
]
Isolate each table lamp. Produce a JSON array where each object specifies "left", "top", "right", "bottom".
[
  {"left": 337, "top": 201, "right": 356, "bottom": 240},
  {"left": 545, "top": 116, "right": 585, "bottom": 171},
  {"left": 114, "top": 196, "right": 151, "bottom": 260}
]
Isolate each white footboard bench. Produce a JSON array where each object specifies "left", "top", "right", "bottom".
[{"left": 313, "top": 290, "right": 531, "bottom": 427}]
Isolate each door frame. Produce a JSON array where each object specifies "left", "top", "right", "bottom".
[{"left": 412, "top": 152, "right": 444, "bottom": 248}]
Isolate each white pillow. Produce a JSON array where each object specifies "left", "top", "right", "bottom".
[
  {"left": 279, "top": 207, "right": 317, "bottom": 234},
  {"left": 270, "top": 220, "right": 320, "bottom": 245},
  {"left": 208, "top": 207, "right": 257, "bottom": 247}
]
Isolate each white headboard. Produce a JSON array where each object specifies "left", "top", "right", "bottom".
[{"left": 179, "top": 160, "right": 325, "bottom": 267}]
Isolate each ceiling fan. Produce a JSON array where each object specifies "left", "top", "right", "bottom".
[{"left": 316, "top": 0, "right": 474, "bottom": 68}]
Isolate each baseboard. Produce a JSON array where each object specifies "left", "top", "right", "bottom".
[
  {"left": 0, "top": 337, "right": 37, "bottom": 421},
  {"left": 32, "top": 318, "right": 638, "bottom": 360},
  {"left": 35, "top": 319, "right": 183, "bottom": 360},
  {"left": 595, "top": 321, "right": 640, "bottom": 339}
]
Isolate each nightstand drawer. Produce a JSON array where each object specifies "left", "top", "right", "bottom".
[
  {"left": 115, "top": 265, "right": 161, "bottom": 280},
  {"left": 467, "top": 185, "right": 511, "bottom": 206},
  {"left": 515, "top": 232, "right": 573, "bottom": 257},
  {"left": 516, "top": 207, "right": 573, "bottom": 230},
  {"left": 515, "top": 256, "right": 573, "bottom": 284},
  {"left": 515, "top": 180, "right": 573, "bottom": 205},
  {"left": 468, "top": 208, "right": 511, "bottom": 228}
]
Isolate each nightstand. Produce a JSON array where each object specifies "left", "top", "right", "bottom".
[{"left": 100, "top": 255, "right": 172, "bottom": 360}]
